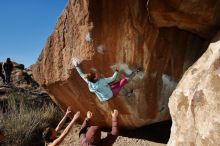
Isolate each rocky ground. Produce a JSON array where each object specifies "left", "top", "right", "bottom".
[
  {"left": 61, "top": 124, "right": 166, "bottom": 146},
  {"left": 61, "top": 120, "right": 170, "bottom": 146}
]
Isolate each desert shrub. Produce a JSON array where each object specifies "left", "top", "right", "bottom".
[{"left": 0, "top": 92, "right": 63, "bottom": 146}]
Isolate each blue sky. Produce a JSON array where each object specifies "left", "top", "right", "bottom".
[{"left": 0, "top": 0, "right": 67, "bottom": 67}]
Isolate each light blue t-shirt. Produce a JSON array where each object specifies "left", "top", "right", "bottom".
[{"left": 76, "top": 67, "right": 118, "bottom": 102}]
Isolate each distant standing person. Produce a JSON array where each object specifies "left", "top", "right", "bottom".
[
  {"left": 0, "top": 63, "right": 5, "bottom": 84},
  {"left": 43, "top": 107, "right": 80, "bottom": 146},
  {"left": 3, "top": 58, "right": 13, "bottom": 84},
  {"left": 79, "top": 110, "right": 119, "bottom": 146}
]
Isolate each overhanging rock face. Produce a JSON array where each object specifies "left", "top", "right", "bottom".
[
  {"left": 148, "top": 0, "right": 220, "bottom": 38},
  {"left": 32, "top": 0, "right": 210, "bottom": 128}
]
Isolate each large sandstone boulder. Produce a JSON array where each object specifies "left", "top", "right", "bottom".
[
  {"left": 168, "top": 37, "right": 220, "bottom": 145},
  {"left": 32, "top": 0, "right": 210, "bottom": 128}
]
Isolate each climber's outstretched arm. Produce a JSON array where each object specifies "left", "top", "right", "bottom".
[
  {"left": 104, "top": 70, "right": 119, "bottom": 83},
  {"left": 71, "top": 57, "right": 89, "bottom": 83},
  {"left": 100, "top": 109, "right": 119, "bottom": 145},
  {"left": 79, "top": 111, "right": 92, "bottom": 145},
  {"left": 55, "top": 107, "right": 71, "bottom": 132},
  {"left": 75, "top": 66, "right": 89, "bottom": 83},
  {"left": 50, "top": 111, "right": 80, "bottom": 146}
]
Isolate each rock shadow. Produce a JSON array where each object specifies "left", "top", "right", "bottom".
[{"left": 119, "top": 120, "right": 172, "bottom": 144}]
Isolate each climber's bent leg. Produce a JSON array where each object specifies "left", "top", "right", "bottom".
[{"left": 110, "top": 77, "right": 128, "bottom": 97}]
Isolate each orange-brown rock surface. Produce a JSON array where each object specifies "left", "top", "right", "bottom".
[
  {"left": 148, "top": 0, "right": 220, "bottom": 38},
  {"left": 32, "top": 0, "right": 212, "bottom": 128},
  {"left": 168, "top": 35, "right": 220, "bottom": 146}
]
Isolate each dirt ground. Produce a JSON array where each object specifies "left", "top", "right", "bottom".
[{"left": 61, "top": 122, "right": 169, "bottom": 146}]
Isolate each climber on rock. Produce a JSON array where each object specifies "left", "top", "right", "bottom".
[
  {"left": 70, "top": 58, "right": 140, "bottom": 102},
  {"left": 79, "top": 110, "right": 119, "bottom": 146},
  {"left": 3, "top": 58, "right": 13, "bottom": 84},
  {"left": 43, "top": 107, "right": 80, "bottom": 146},
  {"left": 0, "top": 63, "right": 5, "bottom": 84}
]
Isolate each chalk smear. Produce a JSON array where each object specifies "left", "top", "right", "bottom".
[
  {"left": 111, "top": 63, "right": 144, "bottom": 79},
  {"left": 96, "top": 45, "right": 105, "bottom": 54},
  {"left": 85, "top": 32, "right": 92, "bottom": 42}
]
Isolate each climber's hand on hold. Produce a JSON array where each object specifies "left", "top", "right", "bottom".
[
  {"left": 71, "top": 57, "right": 81, "bottom": 67},
  {"left": 115, "top": 65, "right": 120, "bottom": 72},
  {"left": 111, "top": 64, "right": 120, "bottom": 72}
]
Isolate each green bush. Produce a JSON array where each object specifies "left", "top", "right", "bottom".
[{"left": 0, "top": 92, "right": 63, "bottom": 146}]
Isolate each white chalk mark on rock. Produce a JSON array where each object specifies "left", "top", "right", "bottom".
[
  {"left": 90, "top": 68, "right": 97, "bottom": 72},
  {"left": 85, "top": 32, "right": 92, "bottom": 42},
  {"left": 119, "top": 64, "right": 133, "bottom": 75},
  {"left": 111, "top": 63, "right": 144, "bottom": 79},
  {"left": 161, "top": 74, "right": 177, "bottom": 98},
  {"left": 96, "top": 45, "right": 105, "bottom": 54}
]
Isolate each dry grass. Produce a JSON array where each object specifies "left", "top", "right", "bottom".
[{"left": 0, "top": 92, "right": 62, "bottom": 146}]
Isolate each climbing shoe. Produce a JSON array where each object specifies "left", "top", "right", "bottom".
[{"left": 126, "top": 89, "right": 134, "bottom": 97}]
